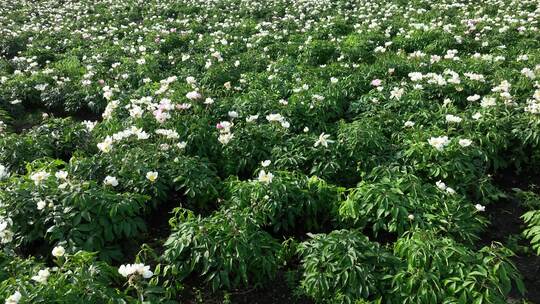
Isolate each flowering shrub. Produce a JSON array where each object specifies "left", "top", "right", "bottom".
[
  {"left": 162, "top": 208, "right": 282, "bottom": 291},
  {"left": 297, "top": 230, "right": 397, "bottom": 303},
  {"left": 1, "top": 0, "right": 539, "bottom": 302},
  {"left": 0, "top": 251, "right": 130, "bottom": 303}
]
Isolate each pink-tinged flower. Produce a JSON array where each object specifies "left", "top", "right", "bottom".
[
  {"left": 371, "top": 79, "right": 382, "bottom": 86},
  {"left": 186, "top": 91, "right": 202, "bottom": 100}
]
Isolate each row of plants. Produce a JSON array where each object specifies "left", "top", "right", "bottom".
[{"left": 1, "top": 0, "right": 540, "bottom": 302}]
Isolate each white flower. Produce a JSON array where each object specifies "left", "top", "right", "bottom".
[
  {"left": 330, "top": 77, "right": 338, "bottom": 84},
  {"left": 390, "top": 87, "right": 404, "bottom": 100},
  {"left": 31, "top": 268, "right": 50, "bottom": 284},
  {"left": 186, "top": 91, "right": 202, "bottom": 100},
  {"left": 428, "top": 136, "right": 450, "bottom": 151},
  {"left": 0, "top": 229, "right": 13, "bottom": 244},
  {"left": 118, "top": 263, "right": 153, "bottom": 279},
  {"left": 37, "top": 200, "right": 46, "bottom": 210},
  {"left": 314, "top": 133, "right": 334, "bottom": 148},
  {"left": 146, "top": 171, "right": 158, "bottom": 182},
  {"left": 475, "top": 204, "right": 486, "bottom": 212},
  {"left": 30, "top": 171, "right": 50, "bottom": 185},
  {"left": 480, "top": 97, "right": 496, "bottom": 108},
  {"left": 408, "top": 214, "right": 415, "bottom": 220},
  {"left": 52, "top": 246, "right": 65, "bottom": 257},
  {"left": 104, "top": 176, "right": 119, "bottom": 187},
  {"left": 5, "top": 291, "right": 21, "bottom": 304},
  {"left": 467, "top": 94, "right": 481, "bottom": 102},
  {"left": 186, "top": 76, "right": 196, "bottom": 85},
  {"left": 228, "top": 111, "right": 239, "bottom": 118},
  {"left": 97, "top": 137, "right": 113, "bottom": 153},
  {"left": 0, "top": 165, "right": 9, "bottom": 180},
  {"left": 177, "top": 141, "right": 187, "bottom": 149},
  {"left": 408, "top": 72, "right": 423, "bottom": 81},
  {"left": 218, "top": 133, "right": 234, "bottom": 145},
  {"left": 0, "top": 221, "right": 7, "bottom": 232},
  {"left": 246, "top": 115, "right": 259, "bottom": 123},
  {"left": 404, "top": 121, "right": 415, "bottom": 127},
  {"left": 257, "top": 170, "right": 274, "bottom": 184},
  {"left": 445, "top": 114, "right": 462, "bottom": 123},
  {"left": 55, "top": 170, "right": 68, "bottom": 180},
  {"left": 436, "top": 181, "right": 447, "bottom": 190},
  {"left": 261, "top": 160, "right": 271, "bottom": 167},
  {"left": 472, "top": 112, "right": 482, "bottom": 120},
  {"left": 266, "top": 113, "right": 284, "bottom": 122},
  {"left": 459, "top": 139, "right": 472, "bottom": 147}
]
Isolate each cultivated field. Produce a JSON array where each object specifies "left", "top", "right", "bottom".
[{"left": 1, "top": 0, "right": 540, "bottom": 303}]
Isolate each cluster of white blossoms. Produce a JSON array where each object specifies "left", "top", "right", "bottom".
[
  {"left": 118, "top": 263, "right": 153, "bottom": 279},
  {"left": 428, "top": 136, "right": 450, "bottom": 151},
  {"left": 31, "top": 268, "right": 50, "bottom": 284},
  {"left": 216, "top": 121, "right": 234, "bottom": 145},
  {"left": 257, "top": 170, "right": 274, "bottom": 184},
  {"left": 30, "top": 171, "right": 51, "bottom": 186},
  {"left": 0, "top": 217, "right": 14, "bottom": 244},
  {"left": 524, "top": 89, "right": 540, "bottom": 115},
  {"left": 97, "top": 126, "right": 150, "bottom": 153},
  {"left": 445, "top": 114, "right": 462, "bottom": 124},
  {"left": 266, "top": 113, "right": 290, "bottom": 128},
  {"left": 436, "top": 181, "right": 456, "bottom": 195}
]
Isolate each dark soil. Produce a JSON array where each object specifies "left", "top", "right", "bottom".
[
  {"left": 182, "top": 271, "right": 314, "bottom": 304},
  {"left": 483, "top": 169, "right": 540, "bottom": 303}
]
